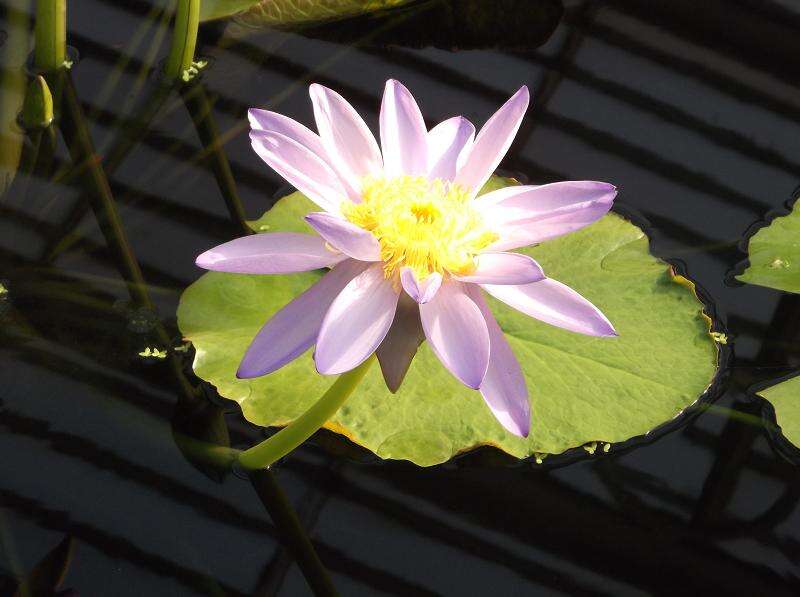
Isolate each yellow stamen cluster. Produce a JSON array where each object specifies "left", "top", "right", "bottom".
[{"left": 343, "top": 176, "right": 498, "bottom": 280}]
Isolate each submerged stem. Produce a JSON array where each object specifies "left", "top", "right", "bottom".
[
  {"left": 164, "top": 0, "right": 200, "bottom": 81},
  {"left": 249, "top": 469, "right": 338, "bottom": 596},
  {"left": 238, "top": 357, "right": 375, "bottom": 470},
  {"left": 34, "top": 0, "right": 66, "bottom": 72}
]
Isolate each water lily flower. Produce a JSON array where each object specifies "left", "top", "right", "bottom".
[{"left": 196, "top": 80, "right": 617, "bottom": 438}]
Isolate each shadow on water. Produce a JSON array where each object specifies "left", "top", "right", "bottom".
[{"left": 1, "top": 0, "right": 800, "bottom": 594}]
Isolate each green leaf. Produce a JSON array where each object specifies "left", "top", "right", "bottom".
[
  {"left": 737, "top": 198, "right": 800, "bottom": 293},
  {"left": 757, "top": 375, "right": 800, "bottom": 450},
  {"left": 200, "top": 0, "right": 413, "bottom": 24},
  {"left": 0, "top": 0, "right": 32, "bottom": 195},
  {"left": 216, "top": 0, "right": 563, "bottom": 53},
  {"left": 178, "top": 180, "right": 719, "bottom": 466}
]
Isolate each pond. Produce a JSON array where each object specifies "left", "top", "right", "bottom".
[{"left": 1, "top": 0, "right": 799, "bottom": 595}]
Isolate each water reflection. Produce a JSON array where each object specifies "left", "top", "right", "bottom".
[{"left": 1, "top": 0, "right": 799, "bottom": 594}]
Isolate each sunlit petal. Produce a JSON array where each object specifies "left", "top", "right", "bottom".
[
  {"left": 455, "top": 252, "right": 544, "bottom": 285},
  {"left": 466, "top": 285, "right": 530, "bottom": 437},
  {"left": 195, "top": 232, "right": 345, "bottom": 274},
  {"left": 400, "top": 268, "right": 442, "bottom": 304},
  {"left": 420, "top": 281, "right": 490, "bottom": 389},
  {"left": 250, "top": 129, "right": 347, "bottom": 213},
  {"left": 455, "top": 86, "right": 529, "bottom": 197},
  {"left": 305, "top": 212, "right": 381, "bottom": 261},
  {"left": 380, "top": 79, "right": 428, "bottom": 178},
  {"left": 427, "top": 116, "right": 475, "bottom": 181},
  {"left": 483, "top": 278, "right": 617, "bottom": 337},
  {"left": 315, "top": 264, "right": 400, "bottom": 374},
  {"left": 310, "top": 83, "right": 382, "bottom": 199},
  {"left": 237, "top": 260, "right": 367, "bottom": 378}
]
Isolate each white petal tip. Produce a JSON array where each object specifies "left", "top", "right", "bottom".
[
  {"left": 516, "top": 85, "right": 531, "bottom": 104},
  {"left": 594, "top": 325, "right": 618, "bottom": 337},
  {"left": 500, "top": 413, "right": 530, "bottom": 437},
  {"left": 195, "top": 252, "right": 217, "bottom": 269},
  {"left": 401, "top": 268, "right": 442, "bottom": 304},
  {"left": 596, "top": 319, "right": 618, "bottom": 337}
]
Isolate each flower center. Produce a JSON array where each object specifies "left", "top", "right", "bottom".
[{"left": 342, "top": 175, "right": 498, "bottom": 280}]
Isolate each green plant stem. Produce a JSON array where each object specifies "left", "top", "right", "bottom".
[
  {"left": 41, "top": 81, "right": 174, "bottom": 263},
  {"left": 0, "top": 0, "right": 32, "bottom": 197},
  {"left": 164, "top": 0, "right": 200, "bottom": 81},
  {"left": 249, "top": 469, "right": 338, "bottom": 596},
  {"left": 239, "top": 357, "right": 375, "bottom": 470},
  {"left": 180, "top": 81, "right": 250, "bottom": 234},
  {"left": 34, "top": 0, "right": 66, "bottom": 72},
  {"left": 55, "top": 69, "right": 198, "bottom": 401},
  {"left": 55, "top": 70, "right": 152, "bottom": 310}
]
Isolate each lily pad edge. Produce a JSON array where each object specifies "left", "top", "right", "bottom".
[
  {"left": 752, "top": 372, "right": 800, "bottom": 466},
  {"left": 732, "top": 191, "right": 800, "bottom": 292}
]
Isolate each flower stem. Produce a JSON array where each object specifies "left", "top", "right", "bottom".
[
  {"left": 164, "top": 0, "right": 200, "bottom": 81},
  {"left": 34, "top": 0, "right": 67, "bottom": 72},
  {"left": 238, "top": 357, "right": 375, "bottom": 470},
  {"left": 248, "top": 469, "right": 338, "bottom": 595}
]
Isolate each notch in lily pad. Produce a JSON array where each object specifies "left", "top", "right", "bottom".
[
  {"left": 755, "top": 373, "right": 800, "bottom": 461},
  {"left": 736, "top": 195, "right": 800, "bottom": 293}
]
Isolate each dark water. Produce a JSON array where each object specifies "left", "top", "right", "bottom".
[{"left": 2, "top": 0, "right": 800, "bottom": 595}]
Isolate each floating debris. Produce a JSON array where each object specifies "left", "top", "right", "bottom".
[
  {"left": 710, "top": 332, "right": 728, "bottom": 344},
  {"left": 181, "top": 59, "right": 208, "bottom": 82},
  {"left": 139, "top": 347, "right": 168, "bottom": 359}
]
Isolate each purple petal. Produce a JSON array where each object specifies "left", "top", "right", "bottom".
[
  {"left": 455, "top": 252, "right": 545, "bottom": 285},
  {"left": 400, "top": 268, "right": 442, "bottom": 304},
  {"left": 427, "top": 116, "right": 475, "bottom": 181},
  {"left": 380, "top": 79, "right": 428, "bottom": 178},
  {"left": 478, "top": 181, "right": 616, "bottom": 250},
  {"left": 304, "top": 212, "right": 381, "bottom": 261},
  {"left": 454, "top": 86, "right": 529, "bottom": 197},
  {"left": 478, "top": 181, "right": 615, "bottom": 213},
  {"left": 237, "top": 260, "right": 367, "bottom": 378},
  {"left": 376, "top": 292, "right": 426, "bottom": 393},
  {"left": 466, "top": 285, "right": 530, "bottom": 437},
  {"left": 250, "top": 130, "right": 347, "bottom": 213},
  {"left": 195, "top": 233, "right": 345, "bottom": 274},
  {"left": 309, "top": 83, "right": 382, "bottom": 198},
  {"left": 483, "top": 278, "right": 617, "bottom": 337},
  {"left": 248, "top": 108, "right": 328, "bottom": 165},
  {"left": 419, "top": 281, "right": 490, "bottom": 389},
  {"left": 315, "top": 263, "right": 400, "bottom": 374}
]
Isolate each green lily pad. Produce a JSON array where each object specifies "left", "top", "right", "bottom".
[
  {"left": 200, "top": 0, "right": 412, "bottom": 24},
  {"left": 737, "top": 198, "right": 800, "bottom": 293},
  {"left": 757, "top": 375, "right": 800, "bottom": 450},
  {"left": 215, "top": 0, "right": 562, "bottom": 53},
  {"left": 178, "top": 180, "right": 720, "bottom": 466}
]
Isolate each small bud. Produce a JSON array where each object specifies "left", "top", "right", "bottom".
[{"left": 21, "top": 76, "right": 54, "bottom": 129}]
